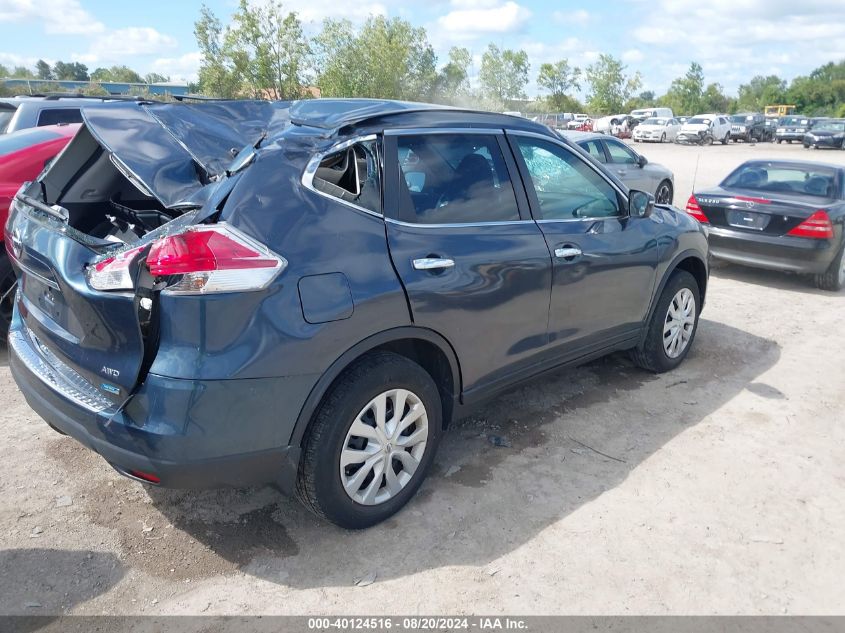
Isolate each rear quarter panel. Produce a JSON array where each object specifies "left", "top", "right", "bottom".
[{"left": 148, "top": 150, "right": 410, "bottom": 382}]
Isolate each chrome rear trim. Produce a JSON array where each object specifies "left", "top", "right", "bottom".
[{"left": 9, "top": 325, "right": 114, "bottom": 413}]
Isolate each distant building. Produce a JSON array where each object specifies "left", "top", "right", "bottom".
[{"left": 1, "top": 78, "right": 190, "bottom": 97}]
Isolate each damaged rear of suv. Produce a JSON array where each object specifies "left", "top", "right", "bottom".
[{"left": 8, "top": 99, "right": 708, "bottom": 529}]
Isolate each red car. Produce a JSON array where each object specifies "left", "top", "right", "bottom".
[{"left": 0, "top": 123, "right": 80, "bottom": 338}]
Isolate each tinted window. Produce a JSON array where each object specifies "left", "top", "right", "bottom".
[
  {"left": 722, "top": 164, "right": 838, "bottom": 198},
  {"left": 312, "top": 139, "right": 381, "bottom": 214},
  {"left": 579, "top": 139, "right": 606, "bottom": 163},
  {"left": 396, "top": 134, "right": 519, "bottom": 224},
  {"left": 515, "top": 137, "right": 620, "bottom": 220},
  {"left": 37, "top": 108, "right": 83, "bottom": 127},
  {"left": 0, "top": 127, "right": 62, "bottom": 157},
  {"left": 0, "top": 107, "right": 17, "bottom": 134},
  {"left": 605, "top": 140, "right": 639, "bottom": 165}
]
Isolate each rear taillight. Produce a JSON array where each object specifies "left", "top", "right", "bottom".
[
  {"left": 786, "top": 210, "right": 834, "bottom": 239},
  {"left": 146, "top": 224, "right": 286, "bottom": 294},
  {"left": 87, "top": 245, "right": 145, "bottom": 291},
  {"left": 685, "top": 195, "right": 709, "bottom": 224}
]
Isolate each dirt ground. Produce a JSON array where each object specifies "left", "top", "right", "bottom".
[{"left": 1, "top": 140, "right": 843, "bottom": 616}]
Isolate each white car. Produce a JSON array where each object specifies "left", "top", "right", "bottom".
[
  {"left": 566, "top": 113, "right": 591, "bottom": 129},
  {"left": 630, "top": 107, "right": 674, "bottom": 122},
  {"left": 675, "top": 114, "right": 732, "bottom": 145},
  {"left": 632, "top": 117, "right": 682, "bottom": 143}
]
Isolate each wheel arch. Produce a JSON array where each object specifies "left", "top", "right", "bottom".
[
  {"left": 288, "top": 327, "right": 463, "bottom": 448},
  {"left": 641, "top": 249, "right": 708, "bottom": 345}
]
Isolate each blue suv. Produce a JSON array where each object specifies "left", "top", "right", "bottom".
[{"left": 6, "top": 99, "right": 708, "bottom": 528}]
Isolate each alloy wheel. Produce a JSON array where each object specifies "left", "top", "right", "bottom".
[
  {"left": 663, "top": 288, "right": 696, "bottom": 359},
  {"left": 656, "top": 182, "right": 673, "bottom": 205},
  {"left": 340, "top": 389, "right": 429, "bottom": 506}
]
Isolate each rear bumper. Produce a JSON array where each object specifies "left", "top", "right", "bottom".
[
  {"left": 9, "top": 317, "right": 315, "bottom": 493},
  {"left": 708, "top": 226, "right": 838, "bottom": 274}
]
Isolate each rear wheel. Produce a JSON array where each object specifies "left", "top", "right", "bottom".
[
  {"left": 296, "top": 352, "right": 442, "bottom": 529},
  {"left": 0, "top": 253, "right": 16, "bottom": 343},
  {"left": 655, "top": 180, "right": 673, "bottom": 205},
  {"left": 631, "top": 270, "right": 700, "bottom": 373},
  {"left": 814, "top": 245, "right": 845, "bottom": 292},
  {"left": 722, "top": 133, "right": 730, "bottom": 145},
  {"left": 660, "top": 133, "right": 666, "bottom": 143}
]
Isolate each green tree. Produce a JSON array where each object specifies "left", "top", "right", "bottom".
[
  {"left": 35, "top": 59, "right": 52, "bottom": 80},
  {"left": 11, "top": 66, "right": 35, "bottom": 78},
  {"left": 144, "top": 72, "right": 170, "bottom": 84},
  {"left": 736, "top": 75, "right": 786, "bottom": 112},
  {"left": 52, "top": 61, "right": 89, "bottom": 81},
  {"left": 660, "top": 62, "right": 704, "bottom": 115},
  {"left": 700, "top": 82, "right": 730, "bottom": 113},
  {"left": 90, "top": 65, "right": 143, "bottom": 83},
  {"left": 432, "top": 47, "right": 471, "bottom": 104},
  {"left": 479, "top": 44, "right": 529, "bottom": 106},
  {"left": 584, "top": 54, "right": 641, "bottom": 114},
  {"left": 537, "top": 59, "right": 581, "bottom": 111},
  {"left": 786, "top": 62, "right": 845, "bottom": 116},
  {"left": 0, "top": 64, "right": 8, "bottom": 78},
  {"left": 194, "top": 4, "right": 240, "bottom": 97},
  {"left": 315, "top": 16, "right": 436, "bottom": 100}
]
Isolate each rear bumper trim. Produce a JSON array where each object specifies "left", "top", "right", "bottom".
[{"left": 9, "top": 325, "right": 114, "bottom": 413}]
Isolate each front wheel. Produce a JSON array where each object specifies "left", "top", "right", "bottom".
[
  {"left": 631, "top": 270, "right": 701, "bottom": 373},
  {"left": 722, "top": 133, "right": 730, "bottom": 145},
  {"left": 660, "top": 133, "right": 666, "bottom": 143},
  {"left": 814, "top": 244, "right": 845, "bottom": 291},
  {"left": 655, "top": 179, "right": 673, "bottom": 205},
  {"left": 296, "top": 352, "right": 442, "bottom": 529}
]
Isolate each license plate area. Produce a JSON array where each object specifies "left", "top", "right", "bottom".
[{"left": 727, "top": 209, "right": 770, "bottom": 231}]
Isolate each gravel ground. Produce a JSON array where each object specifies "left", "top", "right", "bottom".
[{"left": 1, "top": 140, "right": 843, "bottom": 616}]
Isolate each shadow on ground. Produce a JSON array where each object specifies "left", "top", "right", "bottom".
[
  {"left": 710, "top": 260, "right": 844, "bottom": 297},
  {"left": 0, "top": 549, "right": 123, "bottom": 616},
  {"left": 39, "top": 318, "right": 780, "bottom": 591}
]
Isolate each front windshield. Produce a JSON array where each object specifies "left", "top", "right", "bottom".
[
  {"left": 642, "top": 117, "right": 667, "bottom": 126},
  {"left": 814, "top": 121, "right": 845, "bottom": 132},
  {"left": 722, "top": 163, "right": 838, "bottom": 198},
  {"left": 781, "top": 116, "right": 809, "bottom": 126},
  {"left": 730, "top": 115, "right": 754, "bottom": 123},
  {"left": 687, "top": 117, "right": 711, "bottom": 125}
]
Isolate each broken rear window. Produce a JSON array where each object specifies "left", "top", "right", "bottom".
[{"left": 312, "top": 139, "right": 381, "bottom": 215}]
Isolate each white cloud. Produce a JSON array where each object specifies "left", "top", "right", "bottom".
[
  {"left": 251, "top": 0, "right": 387, "bottom": 25},
  {"left": 553, "top": 8, "right": 590, "bottom": 25},
  {"left": 78, "top": 27, "right": 178, "bottom": 65},
  {"left": 437, "top": 1, "right": 531, "bottom": 37},
  {"left": 622, "top": 49, "right": 644, "bottom": 64},
  {"left": 0, "top": 0, "right": 104, "bottom": 34},
  {"left": 150, "top": 51, "right": 202, "bottom": 83}
]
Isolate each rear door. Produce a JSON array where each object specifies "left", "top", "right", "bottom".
[
  {"left": 507, "top": 132, "right": 659, "bottom": 356},
  {"left": 382, "top": 129, "right": 553, "bottom": 394}
]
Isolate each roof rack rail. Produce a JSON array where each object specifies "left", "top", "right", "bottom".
[{"left": 40, "top": 93, "right": 164, "bottom": 103}]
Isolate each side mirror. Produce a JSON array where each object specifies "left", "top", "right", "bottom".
[
  {"left": 629, "top": 190, "right": 655, "bottom": 218},
  {"left": 637, "top": 154, "right": 648, "bottom": 167}
]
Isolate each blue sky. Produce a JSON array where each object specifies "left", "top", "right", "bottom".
[{"left": 1, "top": 0, "right": 844, "bottom": 97}]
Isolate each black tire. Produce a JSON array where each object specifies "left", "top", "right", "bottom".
[
  {"left": 776, "top": 139, "right": 782, "bottom": 144},
  {"left": 0, "top": 253, "right": 16, "bottom": 344},
  {"left": 655, "top": 179, "right": 673, "bottom": 205},
  {"left": 814, "top": 244, "right": 845, "bottom": 291},
  {"left": 721, "top": 133, "right": 730, "bottom": 145},
  {"left": 296, "top": 351, "right": 443, "bottom": 529},
  {"left": 631, "top": 270, "right": 701, "bottom": 373},
  {"left": 660, "top": 133, "right": 666, "bottom": 143}
]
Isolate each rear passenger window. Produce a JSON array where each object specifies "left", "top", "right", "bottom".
[
  {"left": 312, "top": 139, "right": 381, "bottom": 214},
  {"left": 396, "top": 134, "right": 519, "bottom": 224},
  {"left": 37, "top": 108, "right": 83, "bottom": 127}
]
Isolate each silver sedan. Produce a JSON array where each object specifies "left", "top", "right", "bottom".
[{"left": 561, "top": 131, "right": 676, "bottom": 205}]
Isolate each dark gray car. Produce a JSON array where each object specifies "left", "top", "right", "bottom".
[{"left": 8, "top": 99, "right": 708, "bottom": 528}]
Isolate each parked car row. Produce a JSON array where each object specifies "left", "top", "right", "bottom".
[{"left": 3, "top": 98, "right": 709, "bottom": 528}]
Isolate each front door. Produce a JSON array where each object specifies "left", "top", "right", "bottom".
[
  {"left": 383, "top": 130, "right": 553, "bottom": 395},
  {"left": 603, "top": 137, "right": 653, "bottom": 193},
  {"left": 507, "top": 133, "right": 659, "bottom": 357}
]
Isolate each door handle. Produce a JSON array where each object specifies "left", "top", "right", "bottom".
[
  {"left": 413, "top": 257, "right": 455, "bottom": 271},
  {"left": 554, "top": 246, "right": 582, "bottom": 260}
]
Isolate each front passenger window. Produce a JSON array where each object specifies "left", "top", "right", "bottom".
[{"left": 515, "top": 137, "right": 620, "bottom": 220}]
